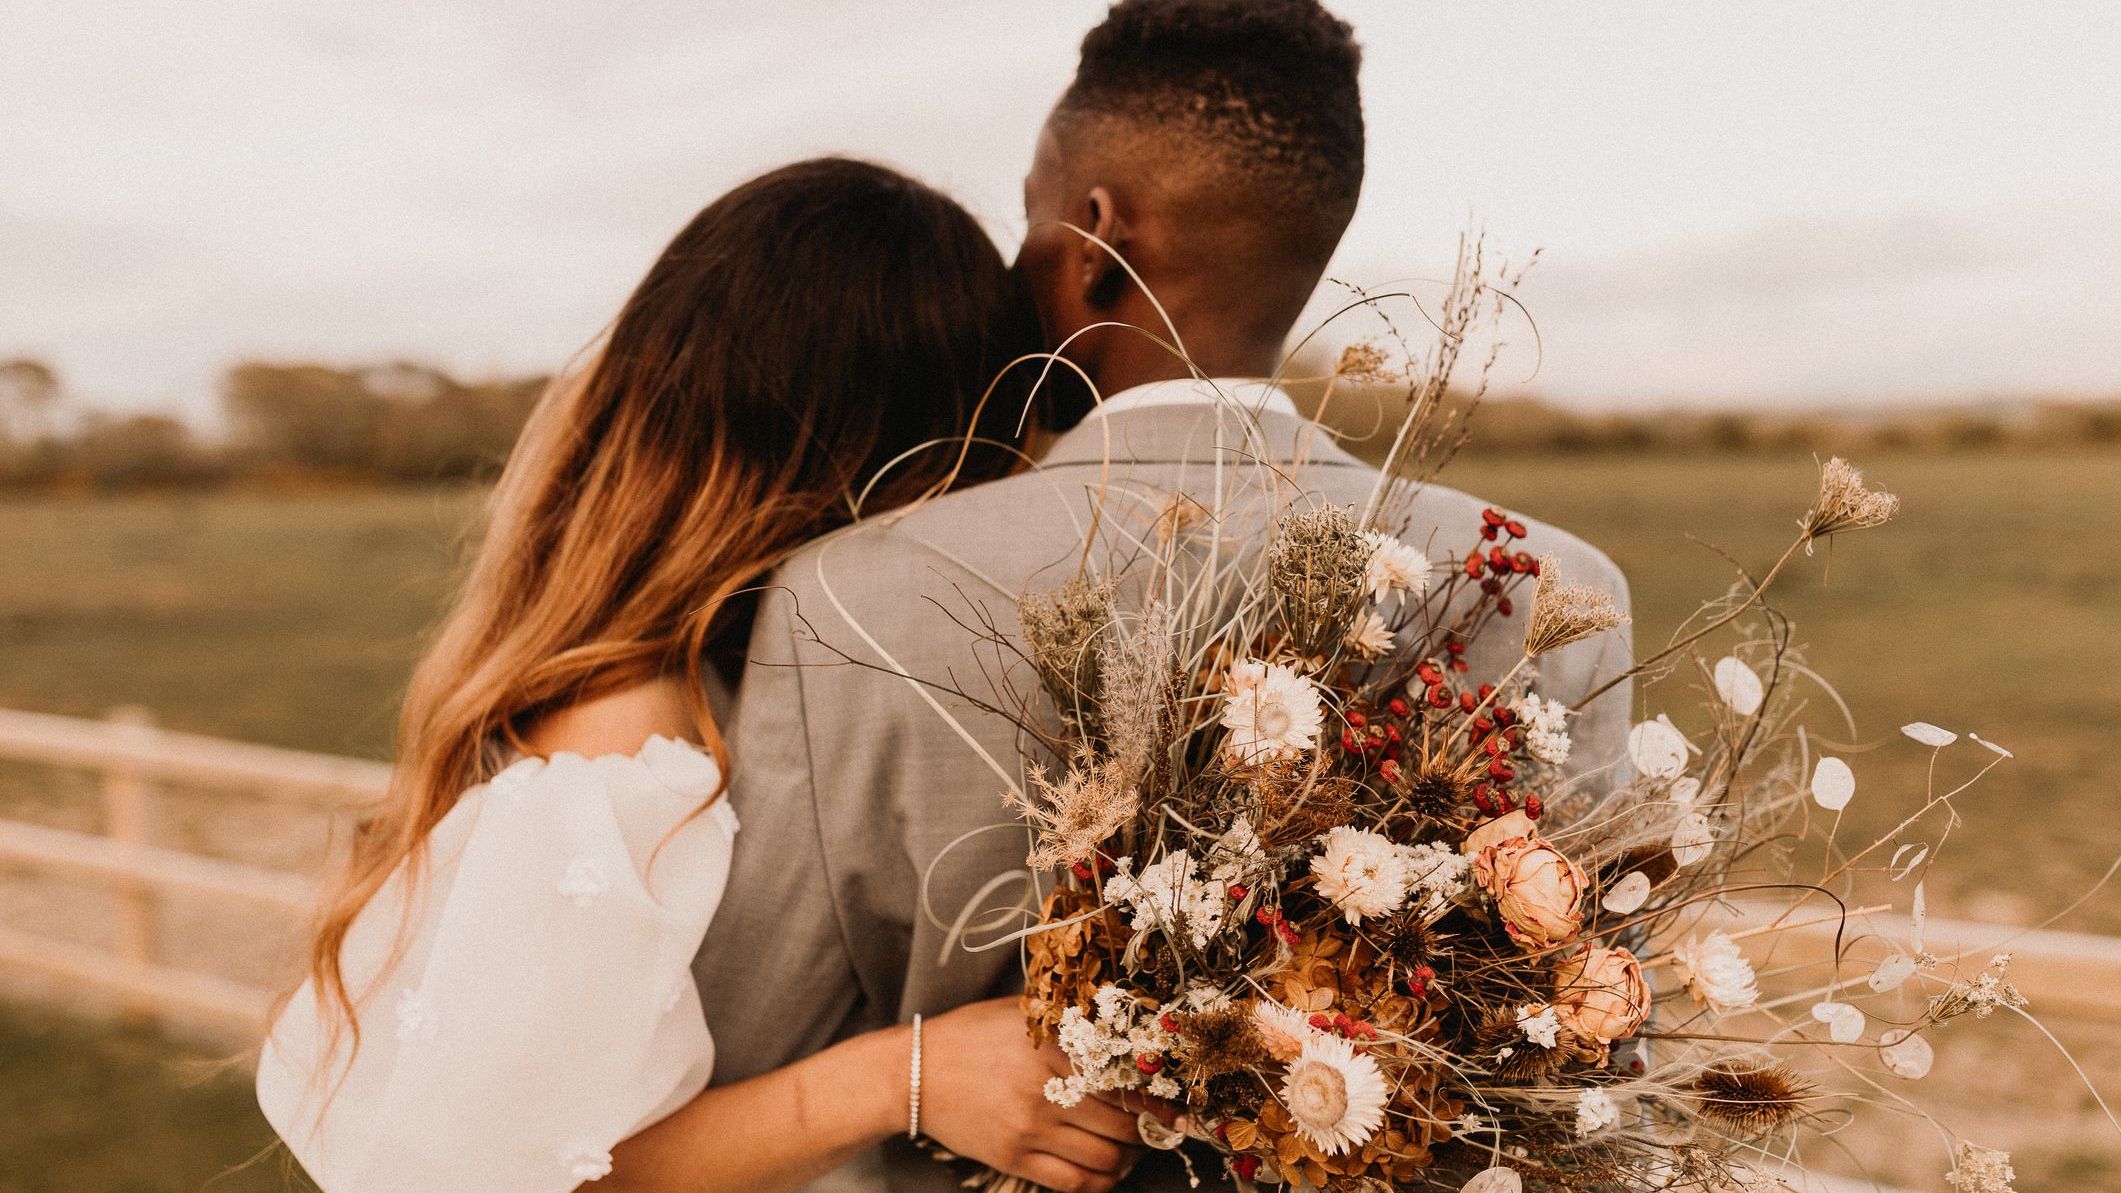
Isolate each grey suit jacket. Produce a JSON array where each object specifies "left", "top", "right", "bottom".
[{"left": 692, "top": 401, "right": 1633, "bottom": 1191}]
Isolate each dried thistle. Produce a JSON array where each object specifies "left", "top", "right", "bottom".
[
  {"left": 1019, "top": 576, "right": 1113, "bottom": 718},
  {"left": 1402, "top": 757, "right": 1471, "bottom": 818},
  {"left": 1267, "top": 506, "right": 1373, "bottom": 657},
  {"left": 1522, "top": 555, "right": 1629, "bottom": 657},
  {"left": 1801, "top": 457, "right": 1899, "bottom": 548},
  {"left": 1173, "top": 1006, "right": 1270, "bottom": 1082},
  {"left": 1693, "top": 1063, "right": 1814, "bottom": 1133},
  {"left": 1008, "top": 755, "right": 1139, "bottom": 871}
]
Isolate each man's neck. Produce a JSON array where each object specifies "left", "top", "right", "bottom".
[{"left": 1086, "top": 321, "right": 1285, "bottom": 398}]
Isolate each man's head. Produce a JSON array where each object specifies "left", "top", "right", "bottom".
[{"left": 1020, "top": 0, "right": 1363, "bottom": 407}]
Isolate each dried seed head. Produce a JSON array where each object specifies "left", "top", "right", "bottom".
[
  {"left": 1523, "top": 556, "right": 1630, "bottom": 656},
  {"left": 1693, "top": 1063, "right": 1815, "bottom": 1133},
  {"left": 1802, "top": 457, "right": 1899, "bottom": 547},
  {"left": 1008, "top": 755, "right": 1138, "bottom": 871},
  {"left": 1334, "top": 341, "right": 1398, "bottom": 384},
  {"left": 1267, "top": 506, "right": 1374, "bottom": 658},
  {"left": 1019, "top": 576, "right": 1114, "bottom": 717}
]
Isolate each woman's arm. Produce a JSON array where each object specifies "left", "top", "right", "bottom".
[
  {"left": 531, "top": 683, "right": 1149, "bottom": 1193},
  {"left": 605, "top": 997, "right": 1147, "bottom": 1193}
]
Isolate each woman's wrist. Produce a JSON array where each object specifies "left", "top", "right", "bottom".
[{"left": 810, "top": 1022, "right": 918, "bottom": 1145}]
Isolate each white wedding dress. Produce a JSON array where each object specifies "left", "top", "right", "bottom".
[{"left": 257, "top": 737, "right": 738, "bottom": 1193}]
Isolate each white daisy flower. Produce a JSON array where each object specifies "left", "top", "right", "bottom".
[
  {"left": 1221, "top": 660, "right": 1325, "bottom": 764},
  {"left": 1672, "top": 932, "right": 1759, "bottom": 1012},
  {"left": 1360, "top": 531, "right": 1432, "bottom": 602},
  {"left": 1250, "top": 999, "right": 1319, "bottom": 1062},
  {"left": 1311, "top": 826, "right": 1412, "bottom": 924},
  {"left": 1344, "top": 608, "right": 1395, "bottom": 658},
  {"left": 1280, "top": 1032, "right": 1390, "bottom": 1155}
]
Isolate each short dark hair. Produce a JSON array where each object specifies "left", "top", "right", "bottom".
[{"left": 1056, "top": 0, "right": 1364, "bottom": 231}]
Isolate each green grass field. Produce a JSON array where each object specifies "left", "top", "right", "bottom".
[{"left": 2, "top": 450, "right": 2117, "bottom": 1191}]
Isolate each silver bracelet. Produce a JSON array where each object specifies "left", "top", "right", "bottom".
[{"left": 907, "top": 1013, "right": 924, "bottom": 1141}]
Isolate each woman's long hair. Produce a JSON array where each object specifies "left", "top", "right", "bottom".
[{"left": 302, "top": 157, "right": 1042, "bottom": 1049}]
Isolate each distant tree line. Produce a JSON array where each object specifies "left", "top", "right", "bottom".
[
  {"left": 1, "top": 355, "right": 2117, "bottom": 492},
  {"left": 0, "top": 359, "right": 548, "bottom": 491}
]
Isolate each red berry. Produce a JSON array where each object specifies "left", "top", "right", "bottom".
[
  {"left": 1446, "top": 642, "right": 1467, "bottom": 656},
  {"left": 1464, "top": 551, "right": 1484, "bottom": 577},
  {"left": 1135, "top": 1053, "right": 1164, "bottom": 1074},
  {"left": 1488, "top": 759, "right": 1517, "bottom": 781},
  {"left": 1458, "top": 691, "right": 1478, "bottom": 713},
  {"left": 1496, "top": 597, "right": 1514, "bottom": 616},
  {"left": 1450, "top": 659, "right": 1470, "bottom": 673},
  {"left": 1414, "top": 964, "right": 1437, "bottom": 980},
  {"left": 1341, "top": 729, "right": 1361, "bottom": 752},
  {"left": 1505, "top": 519, "right": 1528, "bottom": 539},
  {"left": 1384, "top": 724, "right": 1402, "bottom": 744},
  {"left": 1427, "top": 685, "right": 1453, "bottom": 709},
  {"left": 1482, "top": 524, "right": 1499, "bottom": 541},
  {"left": 1227, "top": 882, "right": 1249, "bottom": 902},
  {"left": 1345, "top": 710, "right": 1367, "bottom": 729},
  {"left": 1525, "top": 795, "right": 1544, "bottom": 820},
  {"left": 1310, "top": 1013, "right": 1334, "bottom": 1031},
  {"left": 1234, "top": 1156, "right": 1261, "bottom": 1180},
  {"left": 1387, "top": 697, "right": 1411, "bottom": 717},
  {"left": 1071, "top": 861, "right": 1095, "bottom": 881},
  {"left": 1482, "top": 508, "right": 1507, "bottom": 527},
  {"left": 1512, "top": 551, "right": 1535, "bottom": 572},
  {"left": 1159, "top": 1012, "right": 1180, "bottom": 1033},
  {"left": 1379, "top": 759, "right": 1402, "bottom": 783}
]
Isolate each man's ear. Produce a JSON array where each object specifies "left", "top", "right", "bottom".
[{"left": 1077, "top": 185, "right": 1130, "bottom": 309}]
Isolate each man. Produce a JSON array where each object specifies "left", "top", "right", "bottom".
[{"left": 695, "top": 2, "right": 1631, "bottom": 1190}]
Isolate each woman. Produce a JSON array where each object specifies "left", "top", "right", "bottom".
[{"left": 258, "top": 159, "right": 1147, "bottom": 1193}]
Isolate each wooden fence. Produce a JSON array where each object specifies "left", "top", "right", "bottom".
[
  {"left": 0, "top": 705, "right": 2115, "bottom": 1036},
  {"left": 0, "top": 706, "right": 386, "bottom": 1028}
]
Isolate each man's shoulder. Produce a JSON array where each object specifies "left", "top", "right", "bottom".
[{"left": 767, "top": 468, "right": 1090, "bottom": 603}]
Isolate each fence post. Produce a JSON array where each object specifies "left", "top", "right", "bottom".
[{"left": 102, "top": 704, "right": 158, "bottom": 1023}]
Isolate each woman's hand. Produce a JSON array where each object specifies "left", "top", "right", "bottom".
[{"left": 919, "top": 998, "right": 1152, "bottom": 1193}]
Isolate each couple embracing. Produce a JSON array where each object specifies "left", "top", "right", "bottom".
[{"left": 257, "top": 3, "right": 1631, "bottom": 1191}]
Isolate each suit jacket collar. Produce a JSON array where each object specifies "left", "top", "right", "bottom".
[{"left": 1038, "top": 400, "right": 1369, "bottom": 472}]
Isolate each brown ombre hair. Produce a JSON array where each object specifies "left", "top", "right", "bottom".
[{"left": 302, "top": 157, "right": 1041, "bottom": 1047}]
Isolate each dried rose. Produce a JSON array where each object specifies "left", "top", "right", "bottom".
[
  {"left": 1552, "top": 946, "right": 1650, "bottom": 1042},
  {"left": 1473, "top": 835, "right": 1586, "bottom": 948},
  {"left": 1459, "top": 809, "right": 1535, "bottom": 856}
]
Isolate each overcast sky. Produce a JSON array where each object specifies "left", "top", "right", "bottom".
[{"left": 4, "top": 0, "right": 2117, "bottom": 418}]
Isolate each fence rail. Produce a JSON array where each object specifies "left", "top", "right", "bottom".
[
  {"left": 0, "top": 706, "right": 2114, "bottom": 1043},
  {"left": 0, "top": 706, "right": 384, "bottom": 1027}
]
